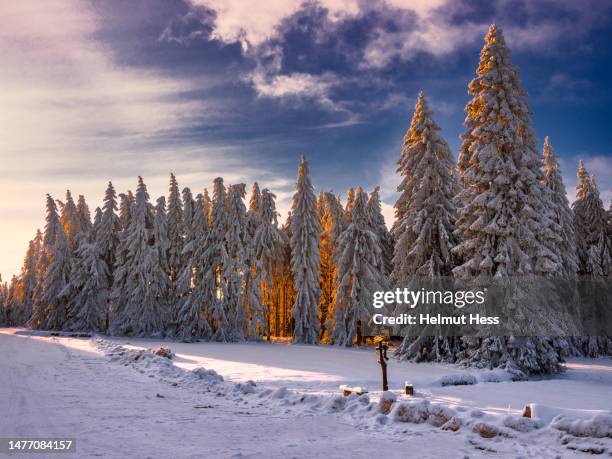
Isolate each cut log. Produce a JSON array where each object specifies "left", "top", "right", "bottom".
[{"left": 339, "top": 385, "right": 367, "bottom": 397}]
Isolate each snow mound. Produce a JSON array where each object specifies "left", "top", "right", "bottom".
[
  {"left": 528, "top": 403, "right": 611, "bottom": 424},
  {"left": 325, "top": 395, "right": 347, "bottom": 413},
  {"left": 552, "top": 414, "right": 612, "bottom": 439},
  {"left": 378, "top": 390, "right": 397, "bottom": 414},
  {"left": 151, "top": 346, "right": 174, "bottom": 359},
  {"left": 477, "top": 369, "right": 513, "bottom": 383},
  {"left": 472, "top": 422, "right": 512, "bottom": 439},
  {"left": 390, "top": 399, "right": 430, "bottom": 423},
  {"left": 193, "top": 367, "right": 224, "bottom": 383},
  {"left": 435, "top": 373, "right": 477, "bottom": 387},
  {"left": 503, "top": 415, "right": 544, "bottom": 432}
]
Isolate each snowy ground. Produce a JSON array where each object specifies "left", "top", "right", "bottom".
[{"left": 1, "top": 328, "right": 611, "bottom": 458}]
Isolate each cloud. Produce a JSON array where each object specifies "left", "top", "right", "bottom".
[
  {"left": 0, "top": 0, "right": 286, "bottom": 277},
  {"left": 253, "top": 72, "right": 337, "bottom": 102},
  {"left": 192, "top": 0, "right": 361, "bottom": 48}
]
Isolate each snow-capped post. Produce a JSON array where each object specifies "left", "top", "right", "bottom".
[
  {"left": 405, "top": 383, "right": 414, "bottom": 396},
  {"left": 375, "top": 336, "right": 389, "bottom": 391}
]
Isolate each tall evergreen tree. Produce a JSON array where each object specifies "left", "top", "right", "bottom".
[
  {"left": 224, "top": 184, "right": 254, "bottom": 340},
  {"left": 30, "top": 196, "right": 61, "bottom": 328},
  {"left": 366, "top": 187, "right": 393, "bottom": 277},
  {"left": 97, "top": 183, "right": 120, "bottom": 279},
  {"left": 111, "top": 178, "right": 167, "bottom": 336},
  {"left": 76, "top": 195, "right": 92, "bottom": 236},
  {"left": 391, "top": 93, "right": 460, "bottom": 361},
  {"left": 153, "top": 197, "right": 171, "bottom": 280},
  {"left": 60, "top": 190, "right": 80, "bottom": 251},
  {"left": 205, "top": 178, "right": 231, "bottom": 341},
  {"left": 176, "top": 192, "right": 212, "bottom": 340},
  {"left": 333, "top": 188, "right": 385, "bottom": 346},
  {"left": 16, "top": 230, "right": 42, "bottom": 324},
  {"left": 4, "top": 276, "right": 20, "bottom": 326},
  {"left": 573, "top": 163, "right": 611, "bottom": 276},
  {"left": 252, "top": 189, "right": 285, "bottom": 339},
  {"left": 344, "top": 187, "right": 355, "bottom": 226},
  {"left": 118, "top": 191, "right": 134, "bottom": 230},
  {"left": 166, "top": 173, "right": 184, "bottom": 291},
  {"left": 392, "top": 93, "right": 458, "bottom": 280},
  {"left": 453, "top": 25, "right": 563, "bottom": 375},
  {"left": 38, "top": 194, "right": 71, "bottom": 330},
  {"left": 290, "top": 155, "right": 321, "bottom": 344},
  {"left": 92, "top": 207, "right": 102, "bottom": 242},
  {"left": 154, "top": 196, "right": 172, "bottom": 327},
  {"left": 318, "top": 191, "right": 345, "bottom": 341},
  {"left": 63, "top": 231, "right": 107, "bottom": 332},
  {"left": 541, "top": 137, "right": 579, "bottom": 276}
]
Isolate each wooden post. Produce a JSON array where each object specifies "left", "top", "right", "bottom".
[
  {"left": 376, "top": 338, "right": 389, "bottom": 391},
  {"left": 405, "top": 383, "right": 414, "bottom": 396}
]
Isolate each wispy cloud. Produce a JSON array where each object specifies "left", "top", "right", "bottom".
[{"left": 0, "top": 0, "right": 286, "bottom": 277}]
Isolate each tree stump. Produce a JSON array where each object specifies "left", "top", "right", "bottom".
[
  {"left": 522, "top": 405, "right": 532, "bottom": 418},
  {"left": 405, "top": 383, "right": 414, "bottom": 396}
]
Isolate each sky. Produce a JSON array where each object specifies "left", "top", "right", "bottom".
[{"left": 1, "top": 0, "right": 612, "bottom": 278}]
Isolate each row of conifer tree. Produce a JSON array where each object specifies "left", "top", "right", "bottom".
[{"left": 1, "top": 25, "right": 610, "bottom": 375}]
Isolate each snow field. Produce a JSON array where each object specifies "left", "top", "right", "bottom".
[{"left": 91, "top": 335, "right": 612, "bottom": 456}]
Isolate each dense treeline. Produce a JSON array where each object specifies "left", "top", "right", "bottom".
[{"left": 1, "top": 25, "right": 610, "bottom": 375}]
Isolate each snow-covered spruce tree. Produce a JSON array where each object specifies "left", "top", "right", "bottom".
[
  {"left": 290, "top": 155, "right": 322, "bottom": 344},
  {"left": 92, "top": 207, "right": 102, "bottom": 242},
  {"left": 317, "top": 191, "right": 345, "bottom": 341},
  {"left": 182, "top": 187, "right": 196, "bottom": 247},
  {"left": 97, "top": 182, "right": 120, "bottom": 280},
  {"left": 153, "top": 197, "right": 170, "bottom": 280},
  {"left": 275, "top": 214, "right": 295, "bottom": 337},
  {"left": 15, "top": 230, "right": 42, "bottom": 324},
  {"left": 332, "top": 188, "right": 386, "bottom": 346},
  {"left": 573, "top": 164, "right": 611, "bottom": 277},
  {"left": 571, "top": 168, "right": 611, "bottom": 356},
  {"left": 60, "top": 190, "right": 80, "bottom": 251},
  {"left": 247, "top": 182, "right": 263, "bottom": 237},
  {"left": 108, "top": 192, "right": 135, "bottom": 332},
  {"left": 252, "top": 188, "right": 285, "bottom": 339},
  {"left": 453, "top": 25, "right": 564, "bottom": 375},
  {"left": 153, "top": 196, "right": 172, "bottom": 326},
  {"left": 204, "top": 178, "right": 231, "bottom": 341},
  {"left": 540, "top": 138, "right": 582, "bottom": 356},
  {"left": 390, "top": 93, "right": 460, "bottom": 361},
  {"left": 30, "top": 196, "right": 62, "bottom": 328},
  {"left": 166, "top": 173, "right": 184, "bottom": 295},
  {"left": 63, "top": 230, "right": 108, "bottom": 332},
  {"left": 118, "top": 191, "right": 134, "bottom": 229},
  {"left": 111, "top": 178, "right": 167, "bottom": 336},
  {"left": 392, "top": 93, "right": 458, "bottom": 281},
  {"left": 38, "top": 194, "right": 72, "bottom": 330},
  {"left": 76, "top": 195, "right": 92, "bottom": 236},
  {"left": 175, "top": 191, "right": 212, "bottom": 340},
  {"left": 3, "top": 276, "right": 20, "bottom": 326},
  {"left": 59, "top": 194, "right": 92, "bottom": 320},
  {"left": 170, "top": 187, "right": 197, "bottom": 332},
  {"left": 223, "top": 183, "right": 255, "bottom": 340},
  {"left": 366, "top": 186, "right": 393, "bottom": 277},
  {"left": 344, "top": 187, "right": 355, "bottom": 226},
  {"left": 245, "top": 182, "right": 266, "bottom": 339},
  {"left": 542, "top": 137, "right": 579, "bottom": 276}
]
